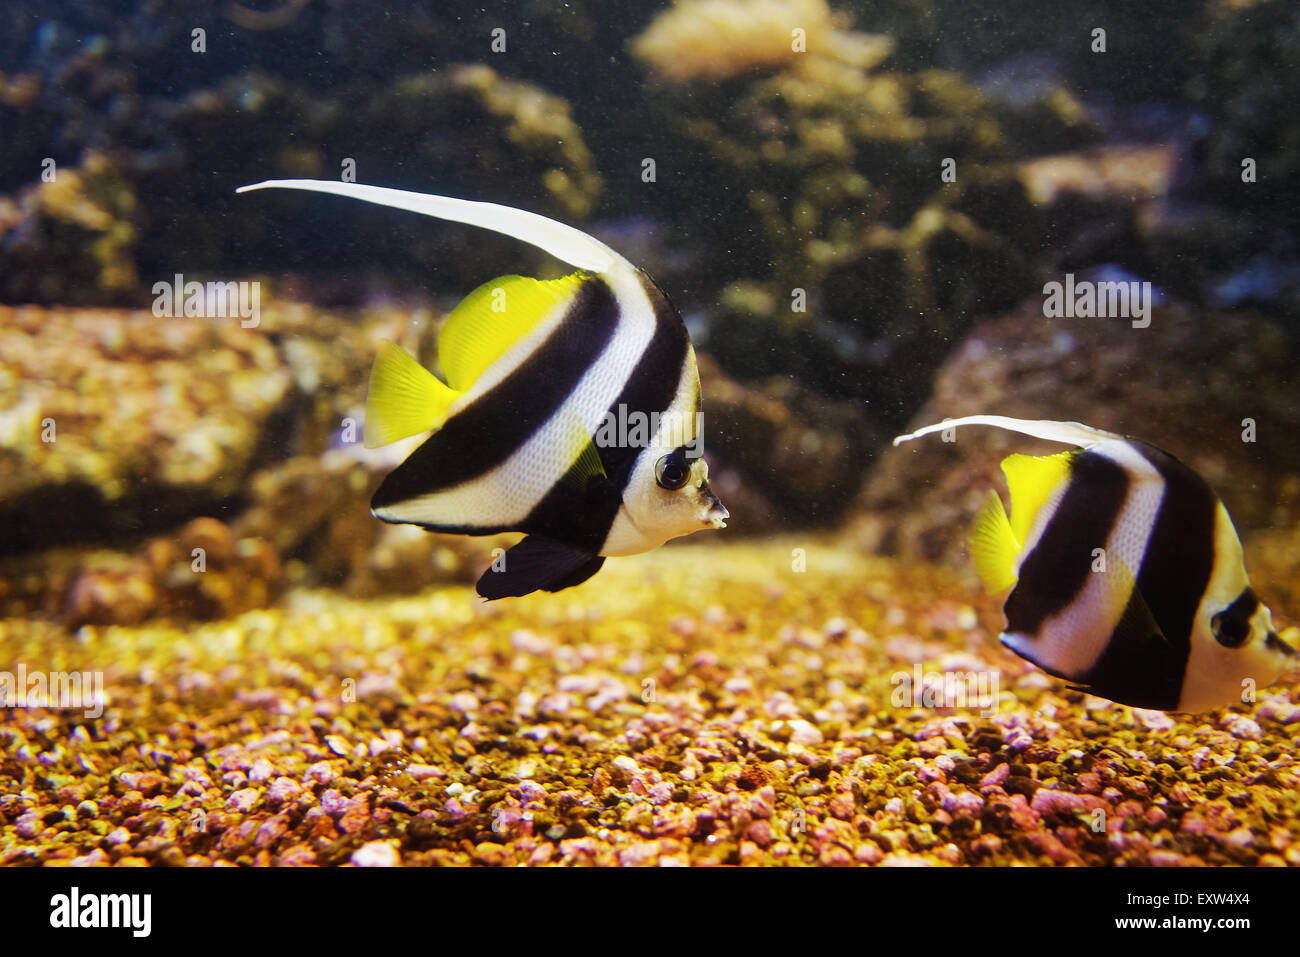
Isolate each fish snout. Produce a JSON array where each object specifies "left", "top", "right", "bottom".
[{"left": 700, "top": 480, "right": 728, "bottom": 529}]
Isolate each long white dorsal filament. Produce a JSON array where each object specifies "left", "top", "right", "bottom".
[
  {"left": 235, "top": 179, "right": 622, "bottom": 274},
  {"left": 893, "top": 414, "right": 1122, "bottom": 449}
]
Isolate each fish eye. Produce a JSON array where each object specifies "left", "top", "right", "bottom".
[
  {"left": 655, "top": 450, "right": 690, "bottom": 491},
  {"left": 1210, "top": 607, "right": 1251, "bottom": 648}
]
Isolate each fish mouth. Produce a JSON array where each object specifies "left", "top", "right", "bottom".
[{"left": 701, "top": 480, "right": 728, "bottom": 529}]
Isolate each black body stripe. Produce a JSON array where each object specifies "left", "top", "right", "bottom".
[
  {"left": 372, "top": 276, "right": 620, "bottom": 512},
  {"left": 1004, "top": 449, "right": 1130, "bottom": 636},
  {"left": 1080, "top": 441, "right": 1217, "bottom": 710},
  {"left": 522, "top": 273, "right": 690, "bottom": 550}
]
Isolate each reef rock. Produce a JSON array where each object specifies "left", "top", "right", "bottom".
[
  {"left": 636, "top": 12, "right": 1041, "bottom": 419},
  {"left": 0, "top": 299, "right": 525, "bottom": 622},
  {"left": 0, "top": 304, "right": 292, "bottom": 553},
  {"left": 0, "top": 151, "right": 139, "bottom": 305},
  {"left": 699, "top": 353, "right": 878, "bottom": 530},
  {"left": 632, "top": 0, "right": 894, "bottom": 84}
]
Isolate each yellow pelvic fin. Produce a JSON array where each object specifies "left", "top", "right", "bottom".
[
  {"left": 438, "top": 273, "right": 588, "bottom": 391},
  {"left": 1000, "top": 451, "right": 1075, "bottom": 545},
  {"left": 364, "top": 339, "right": 461, "bottom": 448},
  {"left": 969, "top": 489, "right": 1020, "bottom": 593}
]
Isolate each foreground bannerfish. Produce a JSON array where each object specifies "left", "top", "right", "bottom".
[
  {"left": 237, "top": 180, "right": 728, "bottom": 599},
  {"left": 893, "top": 415, "right": 1296, "bottom": 712}
]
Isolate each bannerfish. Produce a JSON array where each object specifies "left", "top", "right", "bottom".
[
  {"left": 236, "top": 179, "right": 728, "bottom": 599},
  {"left": 892, "top": 414, "right": 1296, "bottom": 712}
]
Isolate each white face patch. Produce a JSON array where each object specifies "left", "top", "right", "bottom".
[
  {"left": 601, "top": 449, "right": 727, "bottom": 556},
  {"left": 600, "top": 339, "right": 725, "bottom": 556},
  {"left": 1178, "top": 505, "right": 1290, "bottom": 712}
]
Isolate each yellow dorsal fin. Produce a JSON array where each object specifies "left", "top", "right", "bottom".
[
  {"left": 1000, "top": 451, "right": 1075, "bottom": 545},
  {"left": 438, "top": 273, "right": 587, "bottom": 391},
  {"left": 364, "top": 339, "right": 461, "bottom": 448},
  {"left": 969, "top": 490, "right": 1020, "bottom": 593}
]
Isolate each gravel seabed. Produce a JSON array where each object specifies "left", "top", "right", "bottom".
[{"left": 2, "top": 537, "right": 1297, "bottom": 867}]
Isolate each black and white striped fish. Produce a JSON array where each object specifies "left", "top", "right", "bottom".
[
  {"left": 237, "top": 180, "right": 728, "bottom": 599},
  {"left": 893, "top": 415, "right": 1296, "bottom": 712}
]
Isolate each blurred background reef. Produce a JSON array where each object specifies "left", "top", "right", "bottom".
[{"left": 1, "top": 0, "right": 1299, "bottom": 629}]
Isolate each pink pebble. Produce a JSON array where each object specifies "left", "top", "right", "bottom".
[
  {"left": 648, "top": 782, "right": 674, "bottom": 805},
  {"left": 267, "top": 778, "right": 300, "bottom": 806},
  {"left": 1222, "top": 714, "right": 1262, "bottom": 740},
  {"left": 980, "top": 763, "right": 1010, "bottom": 789},
  {"left": 351, "top": 841, "right": 401, "bottom": 867},
  {"left": 746, "top": 820, "right": 774, "bottom": 847},
  {"left": 819, "top": 845, "right": 853, "bottom": 866},
  {"left": 529, "top": 844, "right": 554, "bottom": 865},
  {"left": 518, "top": 781, "right": 546, "bottom": 802},
  {"left": 303, "top": 761, "right": 336, "bottom": 785},
  {"left": 787, "top": 720, "right": 823, "bottom": 746},
  {"left": 855, "top": 842, "right": 883, "bottom": 864},
  {"left": 226, "top": 788, "right": 260, "bottom": 813},
  {"left": 1076, "top": 772, "right": 1101, "bottom": 793},
  {"left": 942, "top": 791, "right": 984, "bottom": 815},
  {"left": 829, "top": 793, "right": 855, "bottom": 820},
  {"left": 16, "top": 811, "right": 44, "bottom": 839},
  {"left": 319, "top": 789, "right": 347, "bottom": 816},
  {"left": 618, "top": 841, "right": 661, "bottom": 866}
]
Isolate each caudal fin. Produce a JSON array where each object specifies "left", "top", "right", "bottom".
[
  {"left": 364, "top": 340, "right": 461, "bottom": 448},
  {"left": 968, "top": 490, "right": 1020, "bottom": 593}
]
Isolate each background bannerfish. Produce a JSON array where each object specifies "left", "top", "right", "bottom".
[
  {"left": 237, "top": 180, "right": 728, "bottom": 599},
  {"left": 893, "top": 414, "right": 1296, "bottom": 712}
]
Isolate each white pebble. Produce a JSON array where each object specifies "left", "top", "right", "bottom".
[{"left": 351, "top": 841, "right": 401, "bottom": 867}]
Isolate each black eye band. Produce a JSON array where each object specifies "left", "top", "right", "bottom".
[
  {"left": 655, "top": 447, "right": 691, "bottom": 490},
  {"left": 1211, "top": 588, "right": 1258, "bottom": 648}
]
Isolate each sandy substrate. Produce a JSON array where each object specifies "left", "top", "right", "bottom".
[{"left": 1, "top": 538, "right": 1297, "bottom": 866}]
